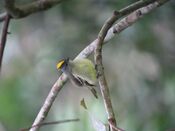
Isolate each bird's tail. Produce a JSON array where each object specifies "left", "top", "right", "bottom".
[{"left": 68, "top": 74, "right": 98, "bottom": 98}]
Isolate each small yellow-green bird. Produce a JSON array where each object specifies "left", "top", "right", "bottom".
[{"left": 57, "top": 58, "right": 98, "bottom": 98}]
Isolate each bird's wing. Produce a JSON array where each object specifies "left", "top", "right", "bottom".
[{"left": 71, "top": 59, "right": 97, "bottom": 85}]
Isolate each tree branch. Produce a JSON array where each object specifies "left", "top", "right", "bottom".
[
  {"left": 0, "top": 13, "right": 7, "bottom": 22},
  {"left": 0, "top": 0, "right": 157, "bottom": 23},
  {"left": 30, "top": 0, "right": 170, "bottom": 131},
  {"left": 0, "top": 14, "right": 11, "bottom": 73},
  {"left": 0, "top": 0, "right": 62, "bottom": 22},
  {"left": 94, "top": 10, "right": 120, "bottom": 131},
  {"left": 17, "top": 0, "right": 62, "bottom": 18},
  {"left": 21, "top": 118, "right": 79, "bottom": 131},
  {"left": 29, "top": 74, "right": 68, "bottom": 131},
  {"left": 4, "top": 0, "right": 20, "bottom": 18}
]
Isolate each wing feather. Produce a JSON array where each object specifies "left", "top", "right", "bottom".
[{"left": 71, "top": 59, "right": 97, "bottom": 85}]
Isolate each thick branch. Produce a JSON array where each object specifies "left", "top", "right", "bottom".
[
  {"left": 18, "top": 0, "right": 62, "bottom": 18},
  {"left": 29, "top": 74, "right": 68, "bottom": 131},
  {"left": 0, "top": 14, "right": 11, "bottom": 72},
  {"left": 1, "top": 0, "right": 62, "bottom": 21},
  {"left": 30, "top": 0, "right": 169, "bottom": 131}
]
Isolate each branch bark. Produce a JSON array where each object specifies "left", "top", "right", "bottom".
[
  {"left": 94, "top": 10, "right": 120, "bottom": 131},
  {"left": 0, "top": 0, "right": 62, "bottom": 22},
  {"left": 29, "top": 74, "right": 68, "bottom": 131},
  {"left": 0, "top": 14, "right": 11, "bottom": 73},
  {"left": 29, "top": 0, "right": 170, "bottom": 131}
]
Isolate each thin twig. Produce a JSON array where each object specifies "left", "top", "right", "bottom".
[
  {"left": 94, "top": 9, "right": 120, "bottom": 131},
  {"left": 119, "top": 0, "right": 157, "bottom": 16},
  {"left": 0, "top": 13, "right": 7, "bottom": 22},
  {"left": 0, "top": 14, "right": 11, "bottom": 73},
  {"left": 30, "top": 1, "right": 170, "bottom": 131},
  {"left": 21, "top": 118, "right": 79, "bottom": 131}
]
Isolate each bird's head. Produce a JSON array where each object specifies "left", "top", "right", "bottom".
[{"left": 56, "top": 58, "right": 69, "bottom": 72}]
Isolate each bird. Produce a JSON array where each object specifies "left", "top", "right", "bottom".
[{"left": 57, "top": 58, "right": 98, "bottom": 98}]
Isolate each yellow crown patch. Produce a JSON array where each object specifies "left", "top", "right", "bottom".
[{"left": 57, "top": 60, "right": 65, "bottom": 69}]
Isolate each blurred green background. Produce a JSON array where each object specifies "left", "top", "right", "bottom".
[{"left": 0, "top": 0, "right": 175, "bottom": 131}]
